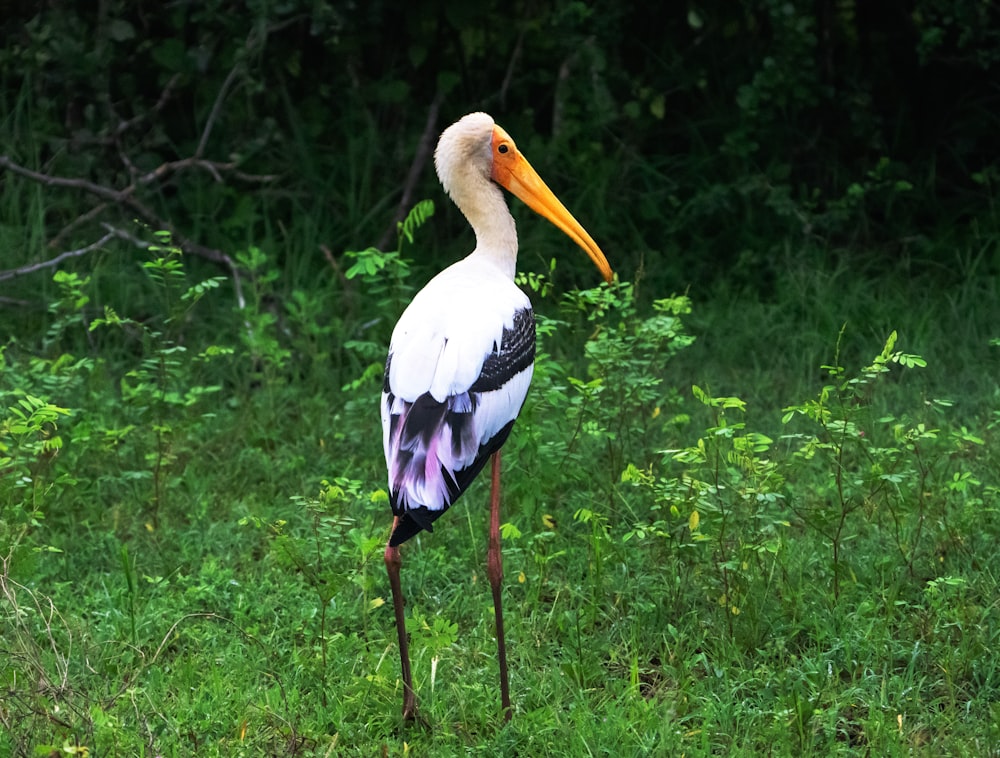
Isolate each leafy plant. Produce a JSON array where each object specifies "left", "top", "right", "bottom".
[
  {"left": 340, "top": 200, "right": 433, "bottom": 392},
  {"left": 0, "top": 390, "right": 72, "bottom": 560},
  {"left": 253, "top": 476, "right": 383, "bottom": 706},
  {"left": 781, "top": 330, "right": 946, "bottom": 594},
  {"left": 87, "top": 234, "right": 228, "bottom": 525}
]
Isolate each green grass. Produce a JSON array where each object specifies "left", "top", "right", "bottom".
[
  {"left": 2, "top": 233, "right": 998, "bottom": 756},
  {"left": 2, "top": 44, "right": 999, "bottom": 755}
]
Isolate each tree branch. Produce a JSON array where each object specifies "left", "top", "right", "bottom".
[
  {"left": 0, "top": 155, "right": 247, "bottom": 309},
  {"left": 0, "top": 232, "right": 117, "bottom": 282},
  {"left": 1, "top": 154, "right": 273, "bottom": 270},
  {"left": 196, "top": 62, "right": 244, "bottom": 159},
  {"left": 49, "top": 202, "right": 111, "bottom": 249},
  {"left": 0, "top": 46, "right": 269, "bottom": 317},
  {"left": 110, "top": 73, "right": 183, "bottom": 140},
  {"left": 377, "top": 91, "right": 444, "bottom": 251},
  {"left": 499, "top": 29, "right": 525, "bottom": 111},
  {"left": 0, "top": 155, "right": 133, "bottom": 204}
]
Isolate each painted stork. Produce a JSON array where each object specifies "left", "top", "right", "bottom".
[{"left": 381, "top": 111, "right": 613, "bottom": 721}]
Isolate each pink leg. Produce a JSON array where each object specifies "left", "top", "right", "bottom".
[
  {"left": 487, "top": 452, "right": 512, "bottom": 721},
  {"left": 385, "top": 517, "right": 418, "bottom": 720}
]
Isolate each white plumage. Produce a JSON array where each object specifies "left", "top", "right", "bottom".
[
  {"left": 381, "top": 111, "right": 612, "bottom": 720},
  {"left": 385, "top": 258, "right": 529, "bottom": 403},
  {"left": 382, "top": 114, "right": 545, "bottom": 546},
  {"left": 382, "top": 259, "right": 534, "bottom": 527}
]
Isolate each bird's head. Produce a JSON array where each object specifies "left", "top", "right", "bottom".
[{"left": 435, "top": 112, "right": 614, "bottom": 284}]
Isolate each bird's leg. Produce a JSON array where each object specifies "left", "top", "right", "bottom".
[
  {"left": 487, "top": 451, "right": 512, "bottom": 721},
  {"left": 385, "top": 518, "right": 418, "bottom": 720}
]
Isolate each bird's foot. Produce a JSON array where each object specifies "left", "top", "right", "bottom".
[{"left": 402, "top": 690, "right": 419, "bottom": 722}]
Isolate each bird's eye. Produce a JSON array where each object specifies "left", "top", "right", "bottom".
[{"left": 498, "top": 144, "right": 509, "bottom": 154}]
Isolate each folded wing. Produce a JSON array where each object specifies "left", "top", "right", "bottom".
[{"left": 382, "top": 274, "right": 535, "bottom": 547}]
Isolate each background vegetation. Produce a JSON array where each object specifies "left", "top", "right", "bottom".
[{"left": 1, "top": 0, "right": 998, "bottom": 755}]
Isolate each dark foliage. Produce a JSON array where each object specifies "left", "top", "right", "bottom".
[{"left": 2, "top": 0, "right": 998, "bottom": 295}]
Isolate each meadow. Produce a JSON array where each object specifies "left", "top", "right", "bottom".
[{"left": 2, "top": 2, "right": 999, "bottom": 755}]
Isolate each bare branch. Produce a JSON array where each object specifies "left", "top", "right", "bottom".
[
  {"left": 1, "top": 155, "right": 247, "bottom": 312},
  {"left": 137, "top": 157, "right": 229, "bottom": 185},
  {"left": 2, "top": 154, "right": 273, "bottom": 268},
  {"left": 193, "top": 16, "right": 306, "bottom": 159},
  {"left": 0, "top": 232, "right": 117, "bottom": 282},
  {"left": 0, "top": 296, "right": 35, "bottom": 307},
  {"left": 0, "top": 155, "right": 134, "bottom": 204},
  {"left": 0, "top": 67, "right": 264, "bottom": 319},
  {"left": 112, "top": 73, "right": 182, "bottom": 140},
  {"left": 321, "top": 243, "right": 349, "bottom": 288},
  {"left": 377, "top": 91, "right": 444, "bottom": 251},
  {"left": 499, "top": 29, "right": 525, "bottom": 111},
  {"left": 100, "top": 223, "right": 151, "bottom": 249},
  {"left": 70, "top": 74, "right": 183, "bottom": 149},
  {"left": 100, "top": 224, "right": 247, "bottom": 314},
  {"left": 49, "top": 202, "right": 111, "bottom": 249},
  {"left": 99, "top": 224, "right": 247, "bottom": 314},
  {"left": 133, "top": 156, "right": 277, "bottom": 187},
  {"left": 230, "top": 169, "right": 280, "bottom": 183},
  {"left": 197, "top": 62, "right": 244, "bottom": 159},
  {"left": 115, "top": 134, "right": 142, "bottom": 182},
  {"left": 552, "top": 51, "right": 579, "bottom": 139}
]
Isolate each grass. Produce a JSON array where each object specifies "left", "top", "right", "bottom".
[
  {"left": 2, "top": 71, "right": 999, "bottom": 758},
  {"left": 2, "top": 233, "right": 998, "bottom": 756}
]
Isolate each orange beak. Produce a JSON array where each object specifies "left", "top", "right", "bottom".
[{"left": 490, "top": 125, "right": 614, "bottom": 284}]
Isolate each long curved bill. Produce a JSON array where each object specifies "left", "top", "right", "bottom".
[{"left": 490, "top": 125, "right": 614, "bottom": 284}]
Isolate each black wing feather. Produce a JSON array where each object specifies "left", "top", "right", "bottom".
[{"left": 385, "top": 307, "right": 535, "bottom": 546}]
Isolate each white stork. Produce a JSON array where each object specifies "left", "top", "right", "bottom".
[{"left": 381, "top": 111, "right": 613, "bottom": 721}]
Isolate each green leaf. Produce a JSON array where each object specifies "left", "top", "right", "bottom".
[{"left": 107, "top": 18, "right": 136, "bottom": 41}]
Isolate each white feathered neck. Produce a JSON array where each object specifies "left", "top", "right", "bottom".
[{"left": 434, "top": 112, "right": 519, "bottom": 279}]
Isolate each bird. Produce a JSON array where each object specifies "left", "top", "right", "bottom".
[{"left": 381, "top": 111, "right": 613, "bottom": 721}]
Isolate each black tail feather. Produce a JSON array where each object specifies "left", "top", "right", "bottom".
[{"left": 388, "top": 419, "right": 516, "bottom": 547}]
